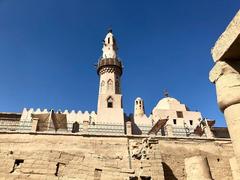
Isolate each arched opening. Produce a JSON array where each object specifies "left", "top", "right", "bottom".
[
  {"left": 115, "top": 80, "right": 120, "bottom": 94},
  {"left": 107, "top": 79, "right": 113, "bottom": 91},
  {"left": 107, "top": 96, "right": 113, "bottom": 108},
  {"left": 72, "top": 122, "right": 79, "bottom": 133}
]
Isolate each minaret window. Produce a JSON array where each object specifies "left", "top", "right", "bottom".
[
  {"left": 107, "top": 97, "right": 113, "bottom": 108},
  {"left": 107, "top": 79, "right": 113, "bottom": 91},
  {"left": 115, "top": 80, "right": 120, "bottom": 93}
]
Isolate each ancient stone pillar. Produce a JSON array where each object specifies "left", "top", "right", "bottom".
[
  {"left": 210, "top": 10, "right": 240, "bottom": 169},
  {"left": 126, "top": 121, "right": 132, "bottom": 135},
  {"left": 210, "top": 61, "right": 240, "bottom": 164},
  {"left": 229, "top": 157, "right": 240, "bottom": 180},
  {"left": 184, "top": 156, "right": 213, "bottom": 180}
]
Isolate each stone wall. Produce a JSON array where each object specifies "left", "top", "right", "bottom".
[{"left": 0, "top": 133, "right": 234, "bottom": 180}]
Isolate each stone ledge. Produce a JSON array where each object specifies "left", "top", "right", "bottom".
[
  {"left": 0, "top": 131, "right": 231, "bottom": 142},
  {"left": 211, "top": 10, "right": 240, "bottom": 62}
]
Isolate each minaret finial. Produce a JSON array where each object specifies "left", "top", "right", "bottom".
[
  {"left": 102, "top": 29, "right": 117, "bottom": 59},
  {"left": 164, "top": 89, "right": 169, "bottom": 97},
  {"left": 108, "top": 27, "right": 112, "bottom": 33}
]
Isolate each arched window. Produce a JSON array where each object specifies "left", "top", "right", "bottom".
[
  {"left": 115, "top": 80, "right": 120, "bottom": 94},
  {"left": 101, "top": 80, "right": 105, "bottom": 92},
  {"left": 107, "top": 79, "right": 113, "bottom": 91},
  {"left": 107, "top": 96, "right": 113, "bottom": 108}
]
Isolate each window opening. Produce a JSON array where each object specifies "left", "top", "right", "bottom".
[
  {"left": 72, "top": 122, "right": 79, "bottom": 133},
  {"left": 173, "top": 119, "right": 177, "bottom": 125},
  {"left": 107, "top": 97, "right": 113, "bottom": 108},
  {"left": 189, "top": 120, "right": 193, "bottom": 126},
  {"left": 176, "top": 111, "right": 183, "bottom": 118}
]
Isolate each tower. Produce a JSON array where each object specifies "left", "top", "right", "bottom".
[
  {"left": 134, "top": 97, "right": 145, "bottom": 117},
  {"left": 96, "top": 30, "right": 124, "bottom": 123}
]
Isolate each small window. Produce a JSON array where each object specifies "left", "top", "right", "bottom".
[
  {"left": 108, "top": 102, "right": 113, "bottom": 108},
  {"left": 176, "top": 111, "right": 183, "bottom": 118},
  {"left": 136, "top": 101, "right": 138, "bottom": 105},
  {"left": 107, "top": 97, "right": 113, "bottom": 108},
  {"left": 189, "top": 120, "right": 193, "bottom": 126},
  {"left": 108, "top": 37, "right": 110, "bottom": 43},
  {"left": 173, "top": 119, "right": 177, "bottom": 125}
]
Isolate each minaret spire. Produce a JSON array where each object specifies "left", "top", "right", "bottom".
[{"left": 102, "top": 30, "right": 118, "bottom": 59}]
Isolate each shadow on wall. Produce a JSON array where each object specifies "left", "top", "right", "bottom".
[
  {"left": 132, "top": 122, "right": 143, "bottom": 135},
  {"left": 162, "top": 162, "right": 177, "bottom": 180}
]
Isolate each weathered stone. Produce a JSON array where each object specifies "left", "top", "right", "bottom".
[
  {"left": 229, "top": 157, "right": 240, "bottom": 180},
  {"left": 211, "top": 10, "right": 240, "bottom": 62},
  {"left": 0, "top": 133, "right": 235, "bottom": 179},
  {"left": 185, "top": 156, "right": 213, "bottom": 180},
  {"left": 210, "top": 9, "right": 240, "bottom": 173},
  {"left": 209, "top": 61, "right": 240, "bottom": 112}
]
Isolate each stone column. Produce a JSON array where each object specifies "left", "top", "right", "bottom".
[
  {"left": 210, "top": 10, "right": 240, "bottom": 169},
  {"left": 210, "top": 61, "right": 240, "bottom": 164},
  {"left": 31, "top": 118, "right": 39, "bottom": 132},
  {"left": 229, "top": 157, "right": 240, "bottom": 180},
  {"left": 126, "top": 121, "right": 132, "bottom": 135},
  {"left": 185, "top": 156, "right": 213, "bottom": 180}
]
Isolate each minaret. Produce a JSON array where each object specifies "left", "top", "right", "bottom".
[
  {"left": 96, "top": 30, "right": 124, "bottom": 123},
  {"left": 134, "top": 97, "right": 145, "bottom": 117}
]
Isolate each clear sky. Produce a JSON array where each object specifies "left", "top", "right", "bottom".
[{"left": 0, "top": 0, "right": 239, "bottom": 126}]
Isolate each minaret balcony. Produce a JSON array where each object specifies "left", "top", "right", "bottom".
[{"left": 97, "top": 58, "right": 123, "bottom": 75}]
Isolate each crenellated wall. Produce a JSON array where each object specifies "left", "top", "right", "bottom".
[{"left": 19, "top": 108, "right": 97, "bottom": 131}]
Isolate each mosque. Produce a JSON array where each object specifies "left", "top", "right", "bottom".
[
  {"left": 0, "top": 10, "right": 239, "bottom": 179},
  {"left": 0, "top": 30, "right": 228, "bottom": 139}
]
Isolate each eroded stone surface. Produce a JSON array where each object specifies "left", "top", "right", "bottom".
[
  {"left": 211, "top": 10, "right": 240, "bottom": 62},
  {"left": 0, "top": 133, "right": 233, "bottom": 179}
]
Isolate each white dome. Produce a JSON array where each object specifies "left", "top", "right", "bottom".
[{"left": 155, "top": 97, "right": 181, "bottom": 110}]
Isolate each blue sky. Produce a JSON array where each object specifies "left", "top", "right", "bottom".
[{"left": 0, "top": 0, "right": 239, "bottom": 126}]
